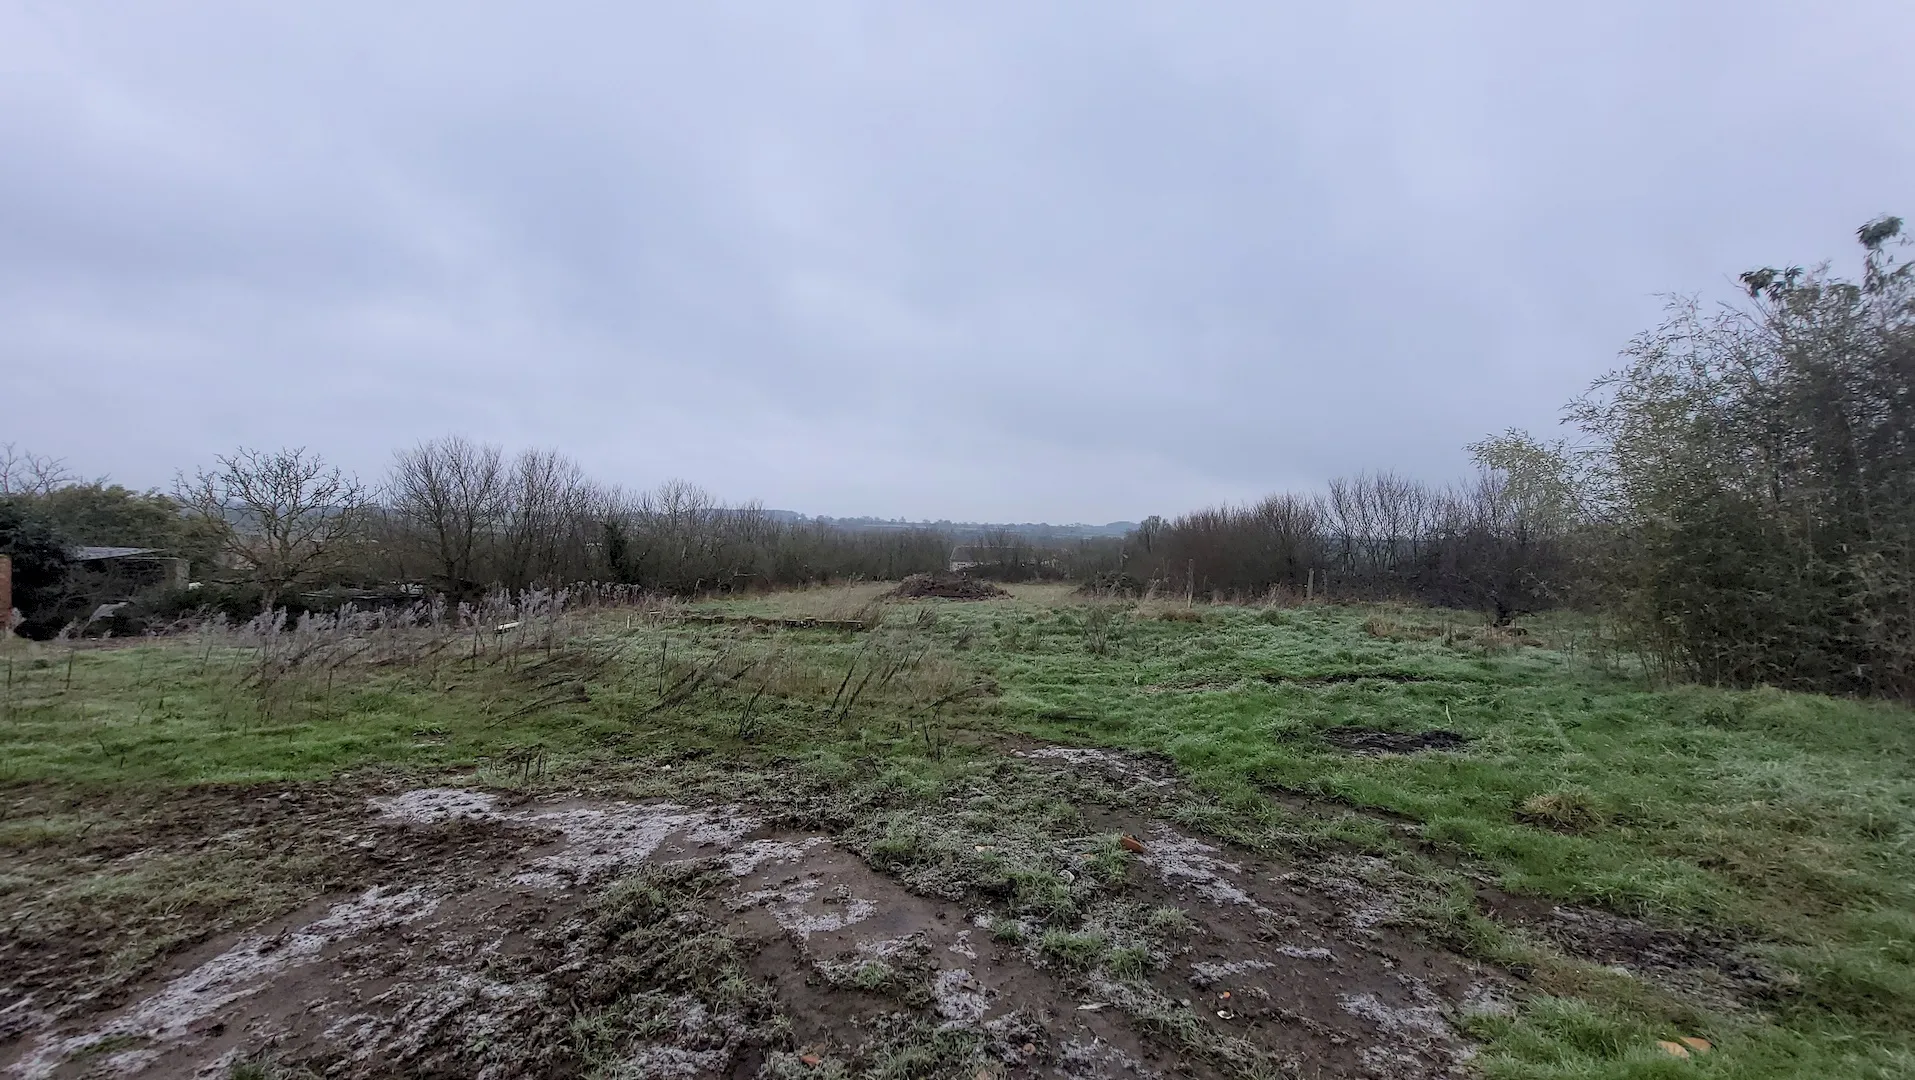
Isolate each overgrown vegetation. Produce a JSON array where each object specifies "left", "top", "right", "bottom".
[
  {"left": 1566, "top": 218, "right": 1914, "bottom": 697},
  {"left": 4, "top": 586, "right": 1913, "bottom": 1077}
]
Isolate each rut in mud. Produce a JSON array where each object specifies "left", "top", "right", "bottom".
[{"left": 4, "top": 770, "right": 1509, "bottom": 1080}]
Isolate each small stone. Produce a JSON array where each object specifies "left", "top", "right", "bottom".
[{"left": 1679, "top": 1037, "right": 1713, "bottom": 1054}]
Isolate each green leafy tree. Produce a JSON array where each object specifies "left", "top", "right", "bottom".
[
  {"left": 0, "top": 497, "right": 77, "bottom": 638},
  {"left": 27, "top": 484, "right": 223, "bottom": 569}
]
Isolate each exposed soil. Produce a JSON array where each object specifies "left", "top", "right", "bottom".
[
  {"left": 2, "top": 775, "right": 1502, "bottom": 1080},
  {"left": 889, "top": 575, "right": 1012, "bottom": 601},
  {"left": 1011, "top": 745, "right": 1182, "bottom": 789},
  {"left": 4, "top": 744, "right": 1781, "bottom": 1080},
  {"left": 1320, "top": 728, "right": 1473, "bottom": 755},
  {"left": 0, "top": 781, "right": 535, "bottom": 1030},
  {"left": 1077, "top": 811, "right": 1500, "bottom": 1079},
  {"left": 1001, "top": 744, "right": 1786, "bottom": 1014},
  {"left": 1261, "top": 672, "right": 1440, "bottom": 687},
  {"left": 1476, "top": 891, "right": 1782, "bottom": 1010},
  {"left": 1014, "top": 746, "right": 1786, "bottom": 1019}
]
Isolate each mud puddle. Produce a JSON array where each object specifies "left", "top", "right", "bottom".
[{"left": 1478, "top": 891, "right": 1781, "bottom": 1009}]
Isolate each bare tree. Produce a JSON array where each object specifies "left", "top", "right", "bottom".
[
  {"left": 387, "top": 436, "right": 505, "bottom": 595},
  {"left": 634, "top": 479, "right": 721, "bottom": 591},
  {"left": 177, "top": 447, "right": 370, "bottom": 609},
  {"left": 498, "top": 449, "right": 594, "bottom": 590},
  {"left": 0, "top": 444, "right": 76, "bottom": 496}
]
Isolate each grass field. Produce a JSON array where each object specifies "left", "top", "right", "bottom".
[{"left": 3, "top": 585, "right": 1912, "bottom": 1079}]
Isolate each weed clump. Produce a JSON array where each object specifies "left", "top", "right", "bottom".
[
  {"left": 1075, "top": 572, "right": 1146, "bottom": 597},
  {"left": 1363, "top": 615, "right": 1444, "bottom": 641},
  {"left": 1038, "top": 928, "right": 1108, "bottom": 970},
  {"left": 1517, "top": 789, "right": 1609, "bottom": 833},
  {"left": 1081, "top": 604, "right": 1127, "bottom": 657}
]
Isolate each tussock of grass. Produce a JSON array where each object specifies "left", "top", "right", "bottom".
[
  {"left": 1364, "top": 615, "right": 1444, "bottom": 642},
  {"left": 1037, "top": 928, "right": 1107, "bottom": 969},
  {"left": 1518, "top": 789, "right": 1610, "bottom": 833}
]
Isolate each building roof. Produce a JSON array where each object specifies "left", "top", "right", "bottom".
[{"left": 69, "top": 546, "right": 162, "bottom": 561}]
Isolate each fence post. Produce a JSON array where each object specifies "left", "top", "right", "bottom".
[{"left": 0, "top": 554, "right": 11, "bottom": 634}]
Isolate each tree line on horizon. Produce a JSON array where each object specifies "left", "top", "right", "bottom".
[{"left": 3, "top": 218, "right": 1909, "bottom": 698}]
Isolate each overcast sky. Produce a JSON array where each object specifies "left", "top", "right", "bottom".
[{"left": 4, "top": 2, "right": 1911, "bottom": 522}]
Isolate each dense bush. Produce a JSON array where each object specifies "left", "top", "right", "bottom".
[
  {"left": 21, "top": 484, "right": 222, "bottom": 566},
  {"left": 1570, "top": 217, "right": 1913, "bottom": 697},
  {"left": 0, "top": 497, "right": 79, "bottom": 638}
]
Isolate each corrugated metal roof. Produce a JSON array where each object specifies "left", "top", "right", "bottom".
[{"left": 70, "top": 546, "right": 161, "bottom": 560}]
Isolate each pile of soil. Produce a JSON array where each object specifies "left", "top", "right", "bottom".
[{"left": 888, "top": 574, "right": 1009, "bottom": 600}]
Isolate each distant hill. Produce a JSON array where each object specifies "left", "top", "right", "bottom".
[{"left": 763, "top": 511, "right": 1136, "bottom": 541}]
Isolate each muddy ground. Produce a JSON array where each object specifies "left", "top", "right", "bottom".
[{"left": 1, "top": 748, "right": 1767, "bottom": 1080}]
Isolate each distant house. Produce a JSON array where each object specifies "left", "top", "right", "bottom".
[{"left": 948, "top": 545, "right": 981, "bottom": 573}]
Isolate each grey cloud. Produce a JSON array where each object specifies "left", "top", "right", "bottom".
[{"left": 4, "top": 0, "right": 1912, "bottom": 521}]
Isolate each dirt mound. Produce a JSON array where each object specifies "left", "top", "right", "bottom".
[
  {"left": 1322, "top": 727, "right": 1472, "bottom": 754},
  {"left": 3, "top": 785, "right": 1505, "bottom": 1080},
  {"left": 888, "top": 574, "right": 1010, "bottom": 600}
]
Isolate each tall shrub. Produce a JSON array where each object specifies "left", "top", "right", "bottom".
[{"left": 1570, "top": 218, "right": 1913, "bottom": 696}]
